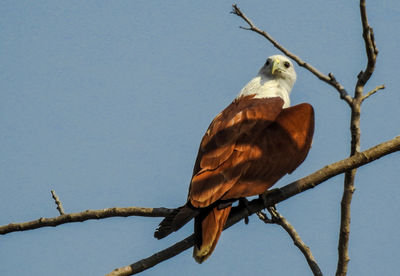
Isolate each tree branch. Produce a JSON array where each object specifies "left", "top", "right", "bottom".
[
  {"left": 362, "top": 84, "right": 385, "bottom": 101},
  {"left": 107, "top": 135, "right": 400, "bottom": 276},
  {"left": 356, "top": 0, "right": 378, "bottom": 89},
  {"left": 106, "top": 235, "right": 196, "bottom": 276},
  {"left": 231, "top": 4, "right": 353, "bottom": 106},
  {"left": 257, "top": 207, "right": 323, "bottom": 276},
  {"left": 0, "top": 207, "right": 172, "bottom": 235},
  {"left": 337, "top": 102, "right": 362, "bottom": 276},
  {"left": 336, "top": 2, "right": 379, "bottom": 275},
  {"left": 2, "top": 136, "right": 398, "bottom": 238}
]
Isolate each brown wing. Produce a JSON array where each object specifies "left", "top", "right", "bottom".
[
  {"left": 189, "top": 96, "right": 287, "bottom": 208},
  {"left": 219, "top": 102, "right": 314, "bottom": 200}
]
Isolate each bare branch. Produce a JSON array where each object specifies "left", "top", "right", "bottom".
[
  {"left": 337, "top": 169, "right": 356, "bottom": 276},
  {"left": 51, "top": 190, "right": 65, "bottom": 215},
  {"left": 231, "top": 4, "right": 353, "bottom": 106},
  {"left": 338, "top": 103, "right": 362, "bottom": 276},
  {"left": 107, "top": 235, "right": 195, "bottom": 276},
  {"left": 107, "top": 135, "right": 400, "bottom": 276},
  {"left": 0, "top": 207, "right": 172, "bottom": 235},
  {"left": 356, "top": 0, "right": 379, "bottom": 90},
  {"left": 362, "top": 84, "right": 385, "bottom": 101},
  {"left": 262, "top": 207, "right": 323, "bottom": 276},
  {"left": 336, "top": 2, "right": 380, "bottom": 275},
  {"left": 2, "top": 136, "right": 398, "bottom": 238}
]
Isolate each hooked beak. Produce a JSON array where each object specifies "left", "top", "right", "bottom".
[{"left": 271, "top": 58, "right": 280, "bottom": 75}]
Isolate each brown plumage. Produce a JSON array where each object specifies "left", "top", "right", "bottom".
[{"left": 155, "top": 95, "right": 314, "bottom": 263}]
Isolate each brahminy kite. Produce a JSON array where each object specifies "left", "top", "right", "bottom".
[{"left": 154, "top": 54, "right": 314, "bottom": 263}]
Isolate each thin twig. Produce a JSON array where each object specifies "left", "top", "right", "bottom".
[
  {"left": 51, "top": 190, "right": 65, "bottom": 215},
  {"left": 107, "top": 135, "right": 400, "bottom": 276},
  {"left": 362, "top": 84, "right": 385, "bottom": 101},
  {"left": 231, "top": 4, "right": 353, "bottom": 106},
  {"left": 263, "top": 207, "right": 323, "bottom": 276},
  {"left": 256, "top": 208, "right": 323, "bottom": 276}
]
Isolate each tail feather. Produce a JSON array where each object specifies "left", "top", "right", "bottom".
[
  {"left": 154, "top": 205, "right": 199, "bottom": 239},
  {"left": 193, "top": 206, "right": 232, "bottom": 263}
]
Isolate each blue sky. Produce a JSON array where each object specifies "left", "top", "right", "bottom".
[{"left": 1, "top": 1, "right": 399, "bottom": 275}]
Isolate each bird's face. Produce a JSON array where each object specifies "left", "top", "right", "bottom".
[{"left": 259, "top": 55, "right": 297, "bottom": 85}]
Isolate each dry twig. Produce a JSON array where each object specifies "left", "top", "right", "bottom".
[
  {"left": 51, "top": 190, "right": 65, "bottom": 215},
  {"left": 362, "top": 84, "right": 385, "bottom": 101},
  {"left": 258, "top": 207, "right": 323, "bottom": 276}
]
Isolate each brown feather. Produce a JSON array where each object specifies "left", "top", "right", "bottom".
[
  {"left": 189, "top": 96, "right": 285, "bottom": 207},
  {"left": 193, "top": 206, "right": 232, "bottom": 263}
]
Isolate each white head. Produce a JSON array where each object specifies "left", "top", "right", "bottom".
[
  {"left": 258, "top": 54, "right": 297, "bottom": 91},
  {"left": 237, "top": 55, "right": 297, "bottom": 108}
]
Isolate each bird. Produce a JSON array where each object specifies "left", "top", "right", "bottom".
[{"left": 154, "top": 54, "right": 314, "bottom": 263}]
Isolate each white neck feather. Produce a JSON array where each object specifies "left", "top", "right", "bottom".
[{"left": 236, "top": 74, "right": 292, "bottom": 108}]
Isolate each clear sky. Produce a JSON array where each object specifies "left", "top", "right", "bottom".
[{"left": 1, "top": 1, "right": 399, "bottom": 275}]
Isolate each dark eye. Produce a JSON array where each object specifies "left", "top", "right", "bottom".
[
  {"left": 284, "top": 61, "right": 290, "bottom": 68},
  {"left": 265, "top": 59, "right": 270, "bottom": 66}
]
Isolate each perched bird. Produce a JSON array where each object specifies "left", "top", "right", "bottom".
[{"left": 154, "top": 54, "right": 314, "bottom": 263}]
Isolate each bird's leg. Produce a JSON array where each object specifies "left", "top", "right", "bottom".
[{"left": 238, "top": 197, "right": 251, "bottom": 224}]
